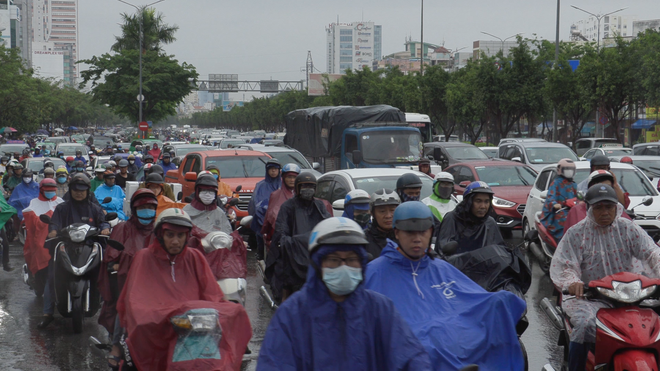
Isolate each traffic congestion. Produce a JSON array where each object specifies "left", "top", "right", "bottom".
[{"left": 1, "top": 115, "right": 660, "bottom": 371}]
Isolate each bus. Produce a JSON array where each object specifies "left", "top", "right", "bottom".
[{"left": 405, "top": 113, "right": 433, "bottom": 143}]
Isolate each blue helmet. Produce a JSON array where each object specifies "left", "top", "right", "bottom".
[
  {"left": 282, "top": 163, "right": 301, "bottom": 174},
  {"left": 392, "top": 201, "right": 434, "bottom": 232},
  {"left": 463, "top": 181, "right": 494, "bottom": 198}
]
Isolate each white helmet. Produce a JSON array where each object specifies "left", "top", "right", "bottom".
[
  {"left": 435, "top": 172, "right": 454, "bottom": 184},
  {"left": 344, "top": 189, "right": 370, "bottom": 206},
  {"left": 370, "top": 188, "right": 401, "bottom": 209},
  {"left": 154, "top": 208, "right": 193, "bottom": 231},
  {"left": 308, "top": 217, "right": 368, "bottom": 253}
]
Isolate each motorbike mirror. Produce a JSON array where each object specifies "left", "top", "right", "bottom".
[
  {"left": 105, "top": 212, "right": 118, "bottom": 221},
  {"left": 332, "top": 199, "right": 345, "bottom": 211},
  {"left": 39, "top": 214, "right": 52, "bottom": 224},
  {"left": 227, "top": 198, "right": 239, "bottom": 207},
  {"left": 106, "top": 239, "right": 125, "bottom": 251},
  {"left": 459, "top": 180, "right": 470, "bottom": 188},
  {"left": 540, "top": 190, "right": 548, "bottom": 199},
  {"left": 235, "top": 185, "right": 242, "bottom": 193},
  {"left": 352, "top": 150, "right": 363, "bottom": 166},
  {"left": 576, "top": 191, "right": 585, "bottom": 201},
  {"left": 525, "top": 229, "right": 538, "bottom": 242},
  {"left": 240, "top": 215, "right": 253, "bottom": 227},
  {"left": 642, "top": 195, "right": 654, "bottom": 207},
  {"left": 441, "top": 241, "right": 459, "bottom": 256},
  {"left": 102, "top": 197, "right": 112, "bottom": 204},
  {"left": 184, "top": 172, "right": 197, "bottom": 182},
  {"left": 183, "top": 196, "right": 193, "bottom": 203},
  {"left": 177, "top": 191, "right": 183, "bottom": 201}
]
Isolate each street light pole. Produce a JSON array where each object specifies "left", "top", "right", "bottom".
[
  {"left": 420, "top": 0, "right": 424, "bottom": 76},
  {"left": 552, "top": 0, "right": 560, "bottom": 142},
  {"left": 118, "top": 0, "right": 165, "bottom": 138},
  {"left": 570, "top": 5, "right": 627, "bottom": 137},
  {"left": 480, "top": 31, "right": 522, "bottom": 56}
]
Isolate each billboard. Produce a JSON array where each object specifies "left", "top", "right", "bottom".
[
  {"left": 223, "top": 101, "right": 243, "bottom": 112},
  {"left": 208, "top": 74, "right": 239, "bottom": 92},
  {"left": 353, "top": 22, "right": 373, "bottom": 69},
  {"left": 308, "top": 73, "right": 343, "bottom": 96},
  {"left": 32, "top": 49, "right": 64, "bottom": 81}
]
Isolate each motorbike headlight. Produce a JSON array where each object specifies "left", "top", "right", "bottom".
[
  {"left": 597, "top": 280, "right": 657, "bottom": 303},
  {"left": 69, "top": 229, "right": 87, "bottom": 243},
  {"left": 188, "top": 314, "right": 219, "bottom": 331},
  {"left": 228, "top": 209, "right": 236, "bottom": 220},
  {"left": 492, "top": 196, "right": 516, "bottom": 208}
]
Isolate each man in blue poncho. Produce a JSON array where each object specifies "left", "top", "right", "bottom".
[
  {"left": 341, "top": 189, "right": 371, "bottom": 229},
  {"left": 258, "top": 217, "right": 431, "bottom": 371},
  {"left": 9, "top": 169, "right": 40, "bottom": 221},
  {"left": 248, "top": 159, "right": 281, "bottom": 261},
  {"left": 158, "top": 151, "right": 177, "bottom": 173},
  {"left": 94, "top": 170, "right": 127, "bottom": 220},
  {"left": 540, "top": 158, "right": 577, "bottom": 243},
  {"left": 365, "top": 201, "right": 526, "bottom": 370}
]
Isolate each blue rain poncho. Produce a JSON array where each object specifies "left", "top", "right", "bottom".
[
  {"left": 159, "top": 160, "right": 177, "bottom": 173},
  {"left": 540, "top": 175, "right": 577, "bottom": 242},
  {"left": 94, "top": 184, "right": 127, "bottom": 220},
  {"left": 257, "top": 244, "right": 431, "bottom": 371},
  {"left": 9, "top": 180, "right": 39, "bottom": 220},
  {"left": 365, "top": 240, "right": 526, "bottom": 371},
  {"left": 248, "top": 164, "right": 281, "bottom": 233}
]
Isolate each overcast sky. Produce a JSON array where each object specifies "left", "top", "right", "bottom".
[{"left": 79, "top": 0, "right": 658, "bottom": 100}]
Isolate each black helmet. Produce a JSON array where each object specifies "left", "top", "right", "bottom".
[
  {"left": 195, "top": 172, "right": 218, "bottom": 189},
  {"left": 585, "top": 184, "right": 618, "bottom": 205},
  {"left": 69, "top": 173, "right": 91, "bottom": 191},
  {"left": 266, "top": 158, "right": 281, "bottom": 168},
  {"left": 145, "top": 173, "right": 164, "bottom": 185},
  {"left": 150, "top": 164, "right": 164, "bottom": 176},
  {"left": 13, "top": 163, "right": 24, "bottom": 170},
  {"left": 396, "top": 173, "right": 423, "bottom": 190},
  {"left": 23, "top": 169, "right": 34, "bottom": 178},
  {"left": 294, "top": 172, "right": 316, "bottom": 194},
  {"left": 590, "top": 155, "right": 610, "bottom": 168},
  {"left": 1, "top": 156, "right": 8, "bottom": 163},
  {"left": 76, "top": 149, "right": 82, "bottom": 156}
]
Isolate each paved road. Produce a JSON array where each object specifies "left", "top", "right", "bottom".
[{"left": 0, "top": 231, "right": 563, "bottom": 370}]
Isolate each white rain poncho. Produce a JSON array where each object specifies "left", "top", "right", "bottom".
[{"left": 550, "top": 203, "right": 660, "bottom": 343}]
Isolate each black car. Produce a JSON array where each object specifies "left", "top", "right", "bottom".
[{"left": 423, "top": 142, "right": 489, "bottom": 168}]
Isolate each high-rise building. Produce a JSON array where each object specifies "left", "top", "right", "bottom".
[
  {"left": 570, "top": 14, "right": 635, "bottom": 44},
  {"left": 326, "top": 21, "right": 382, "bottom": 74},
  {"left": 28, "top": 0, "right": 78, "bottom": 85}
]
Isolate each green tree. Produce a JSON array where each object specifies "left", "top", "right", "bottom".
[
  {"left": 111, "top": 7, "right": 178, "bottom": 53},
  {"left": 445, "top": 62, "right": 488, "bottom": 144}
]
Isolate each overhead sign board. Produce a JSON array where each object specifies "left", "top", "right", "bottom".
[
  {"left": 260, "top": 80, "right": 279, "bottom": 93},
  {"left": 208, "top": 74, "right": 239, "bottom": 92}
]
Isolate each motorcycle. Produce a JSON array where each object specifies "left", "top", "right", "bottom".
[
  {"left": 441, "top": 236, "right": 533, "bottom": 370},
  {"left": 530, "top": 195, "right": 654, "bottom": 274},
  {"left": 39, "top": 211, "right": 117, "bottom": 333},
  {"left": 541, "top": 272, "right": 660, "bottom": 371}
]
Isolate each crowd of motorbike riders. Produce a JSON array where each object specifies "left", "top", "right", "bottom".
[{"left": 1, "top": 134, "right": 660, "bottom": 370}]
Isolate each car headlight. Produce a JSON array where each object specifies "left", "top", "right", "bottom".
[
  {"left": 69, "top": 229, "right": 87, "bottom": 243},
  {"left": 597, "top": 280, "right": 657, "bottom": 304},
  {"left": 492, "top": 196, "right": 516, "bottom": 208}
]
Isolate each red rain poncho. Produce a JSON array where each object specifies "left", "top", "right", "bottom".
[
  {"left": 23, "top": 195, "right": 63, "bottom": 275},
  {"left": 117, "top": 239, "right": 251, "bottom": 371},
  {"left": 188, "top": 227, "right": 248, "bottom": 280},
  {"left": 261, "top": 183, "right": 295, "bottom": 250}
]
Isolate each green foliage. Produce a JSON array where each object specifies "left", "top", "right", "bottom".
[{"left": 112, "top": 7, "right": 178, "bottom": 53}]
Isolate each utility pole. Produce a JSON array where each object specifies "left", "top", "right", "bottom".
[
  {"left": 552, "top": 0, "right": 560, "bottom": 142},
  {"left": 306, "top": 51, "right": 314, "bottom": 91},
  {"left": 420, "top": 0, "right": 424, "bottom": 76}
]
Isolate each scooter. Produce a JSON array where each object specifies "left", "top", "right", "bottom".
[
  {"left": 200, "top": 226, "right": 248, "bottom": 307},
  {"left": 529, "top": 193, "right": 579, "bottom": 273},
  {"left": 39, "top": 211, "right": 117, "bottom": 333},
  {"left": 541, "top": 272, "right": 660, "bottom": 371}
]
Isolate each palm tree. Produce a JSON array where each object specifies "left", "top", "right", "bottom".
[{"left": 111, "top": 6, "right": 178, "bottom": 53}]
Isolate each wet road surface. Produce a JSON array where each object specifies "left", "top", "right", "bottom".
[{"left": 0, "top": 231, "right": 563, "bottom": 370}]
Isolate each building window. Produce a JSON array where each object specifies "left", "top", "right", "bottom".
[
  {"left": 340, "top": 43, "right": 352, "bottom": 49},
  {"left": 340, "top": 29, "right": 352, "bottom": 35},
  {"left": 340, "top": 63, "right": 352, "bottom": 70},
  {"left": 340, "top": 56, "right": 352, "bottom": 62},
  {"left": 340, "top": 36, "right": 352, "bottom": 42},
  {"left": 340, "top": 50, "right": 352, "bottom": 56}
]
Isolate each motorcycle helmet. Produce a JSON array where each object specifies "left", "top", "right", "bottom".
[
  {"left": 396, "top": 173, "right": 423, "bottom": 190},
  {"left": 57, "top": 151, "right": 64, "bottom": 157},
  {"left": 23, "top": 169, "right": 34, "bottom": 179},
  {"left": 590, "top": 155, "right": 610, "bottom": 169},
  {"left": 585, "top": 184, "right": 618, "bottom": 205},
  {"left": 344, "top": 189, "right": 370, "bottom": 206},
  {"left": 40, "top": 178, "right": 57, "bottom": 189},
  {"left": 463, "top": 181, "right": 494, "bottom": 198},
  {"left": 135, "top": 145, "right": 143, "bottom": 152},
  {"left": 128, "top": 154, "right": 136, "bottom": 160},
  {"left": 150, "top": 164, "right": 164, "bottom": 176},
  {"left": 587, "top": 170, "right": 614, "bottom": 189},
  {"left": 154, "top": 208, "right": 193, "bottom": 232},
  {"left": 103, "top": 170, "right": 116, "bottom": 179},
  {"left": 282, "top": 163, "right": 301, "bottom": 175},
  {"left": 143, "top": 155, "right": 154, "bottom": 163},
  {"left": 13, "top": 163, "right": 24, "bottom": 170},
  {"left": 108, "top": 160, "right": 117, "bottom": 168},
  {"left": 162, "top": 152, "right": 171, "bottom": 159},
  {"left": 56, "top": 166, "right": 68, "bottom": 175},
  {"left": 75, "top": 150, "right": 82, "bottom": 156},
  {"left": 22, "top": 148, "right": 29, "bottom": 156},
  {"left": 0, "top": 156, "right": 8, "bottom": 164},
  {"left": 131, "top": 188, "right": 159, "bottom": 211},
  {"left": 294, "top": 172, "right": 317, "bottom": 194},
  {"left": 392, "top": 201, "right": 434, "bottom": 232},
  {"left": 43, "top": 167, "right": 55, "bottom": 177},
  {"left": 557, "top": 158, "right": 576, "bottom": 178},
  {"left": 435, "top": 171, "right": 454, "bottom": 184},
  {"left": 66, "top": 156, "right": 74, "bottom": 163},
  {"left": 195, "top": 172, "right": 218, "bottom": 189},
  {"left": 370, "top": 188, "right": 401, "bottom": 210},
  {"left": 308, "top": 217, "right": 368, "bottom": 253},
  {"left": 266, "top": 158, "right": 281, "bottom": 169},
  {"left": 620, "top": 156, "right": 633, "bottom": 164},
  {"left": 145, "top": 173, "right": 164, "bottom": 185},
  {"left": 44, "top": 160, "right": 54, "bottom": 169},
  {"left": 433, "top": 172, "right": 455, "bottom": 199},
  {"left": 69, "top": 173, "right": 91, "bottom": 191},
  {"left": 118, "top": 159, "right": 129, "bottom": 168}
]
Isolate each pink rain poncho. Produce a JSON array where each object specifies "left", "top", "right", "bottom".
[{"left": 550, "top": 203, "right": 660, "bottom": 343}]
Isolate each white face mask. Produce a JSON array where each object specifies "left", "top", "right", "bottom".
[
  {"left": 199, "top": 191, "right": 216, "bottom": 205},
  {"left": 23, "top": 177, "right": 31, "bottom": 184},
  {"left": 563, "top": 169, "right": 575, "bottom": 179}
]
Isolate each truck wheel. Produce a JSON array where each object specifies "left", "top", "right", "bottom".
[{"left": 71, "top": 297, "right": 83, "bottom": 334}]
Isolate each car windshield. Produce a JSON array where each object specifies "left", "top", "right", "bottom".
[
  {"left": 525, "top": 147, "right": 578, "bottom": 164},
  {"left": 445, "top": 146, "right": 489, "bottom": 160},
  {"left": 57, "top": 145, "right": 85, "bottom": 155},
  {"left": 602, "top": 149, "right": 632, "bottom": 156},
  {"left": 475, "top": 166, "right": 537, "bottom": 186},
  {"left": 264, "top": 151, "right": 310, "bottom": 169},
  {"left": 627, "top": 159, "right": 660, "bottom": 178},
  {"left": 220, "top": 140, "right": 245, "bottom": 149},
  {"left": 480, "top": 148, "right": 498, "bottom": 158},
  {"left": 205, "top": 156, "right": 270, "bottom": 178},
  {"left": 37, "top": 142, "right": 56, "bottom": 151},
  {"left": 93, "top": 137, "right": 114, "bottom": 146},
  {"left": 27, "top": 158, "right": 66, "bottom": 172},
  {"left": 352, "top": 174, "right": 433, "bottom": 199},
  {"left": 574, "top": 168, "right": 656, "bottom": 197},
  {"left": 0, "top": 144, "right": 28, "bottom": 155},
  {"left": 361, "top": 130, "right": 422, "bottom": 163},
  {"left": 174, "top": 146, "right": 206, "bottom": 157}
]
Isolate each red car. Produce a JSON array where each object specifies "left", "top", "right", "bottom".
[{"left": 444, "top": 160, "right": 538, "bottom": 232}]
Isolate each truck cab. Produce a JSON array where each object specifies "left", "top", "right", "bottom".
[{"left": 341, "top": 126, "right": 423, "bottom": 169}]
